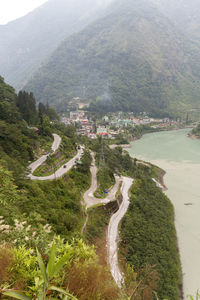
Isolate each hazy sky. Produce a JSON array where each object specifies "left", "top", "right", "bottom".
[{"left": 0, "top": 0, "right": 48, "bottom": 25}]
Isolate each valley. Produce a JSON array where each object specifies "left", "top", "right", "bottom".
[{"left": 1, "top": 0, "right": 200, "bottom": 299}]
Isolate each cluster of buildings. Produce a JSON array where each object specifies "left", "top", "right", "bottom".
[
  {"left": 60, "top": 111, "right": 182, "bottom": 139},
  {"left": 61, "top": 111, "right": 95, "bottom": 137}
]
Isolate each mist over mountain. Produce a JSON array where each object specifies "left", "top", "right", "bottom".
[
  {"left": 25, "top": 0, "right": 200, "bottom": 115},
  {"left": 152, "top": 0, "right": 200, "bottom": 42},
  {"left": 0, "top": 0, "right": 112, "bottom": 89}
]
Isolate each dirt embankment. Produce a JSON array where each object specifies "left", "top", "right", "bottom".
[{"left": 188, "top": 133, "right": 200, "bottom": 139}]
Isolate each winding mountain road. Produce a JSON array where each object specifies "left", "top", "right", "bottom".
[
  {"left": 83, "top": 152, "right": 121, "bottom": 209},
  {"left": 28, "top": 134, "right": 83, "bottom": 181},
  {"left": 29, "top": 137, "right": 134, "bottom": 287},
  {"left": 107, "top": 176, "right": 134, "bottom": 287},
  {"left": 28, "top": 134, "right": 61, "bottom": 175},
  {"left": 83, "top": 152, "right": 134, "bottom": 287}
]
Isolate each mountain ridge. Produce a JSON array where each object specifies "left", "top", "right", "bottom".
[
  {"left": 0, "top": 0, "right": 112, "bottom": 89},
  {"left": 25, "top": 0, "right": 200, "bottom": 115}
]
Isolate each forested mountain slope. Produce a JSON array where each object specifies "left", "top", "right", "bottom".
[
  {"left": 0, "top": 0, "right": 112, "bottom": 89},
  {"left": 152, "top": 0, "right": 200, "bottom": 42},
  {"left": 0, "top": 76, "right": 35, "bottom": 176},
  {"left": 25, "top": 0, "right": 200, "bottom": 116}
]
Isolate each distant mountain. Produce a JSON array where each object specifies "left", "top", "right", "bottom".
[
  {"left": 0, "top": 0, "right": 112, "bottom": 89},
  {"left": 25, "top": 0, "right": 200, "bottom": 115},
  {"left": 152, "top": 0, "right": 200, "bottom": 42}
]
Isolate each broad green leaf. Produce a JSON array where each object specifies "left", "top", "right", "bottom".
[
  {"left": 34, "top": 276, "right": 40, "bottom": 289},
  {"left": 49, "top": 286, "right": 78, "bottom": 299},
  {"left": 51, "top": 252, "right": 71, "bottom": 277},
  {"left": 3, "top": 291, "right": 31, "bottom": 300},
  {"left": 47, "top": 243, "right": 56, "bottom": 279},
  {"left": 36, "top": 248, "right": 48, "bottom": 283}
]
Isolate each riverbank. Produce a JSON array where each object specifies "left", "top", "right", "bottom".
[
  {"left": 120, "top": 176, "right": 182, "bottom": 300},
  {"left": 110, "top": 125, "right": 193, "bottom": 149},
  {"left": 127, "top": 129, "right": 200, "bottom": 298},
  {"left": 109, "top": 144, "right": 131, "bottom": 149},
  {"left": 188, "top": 133, "right": 200, "bottom": 139},
  {"left": 188, "top": 123, "right": 200, "bottom": 140}
]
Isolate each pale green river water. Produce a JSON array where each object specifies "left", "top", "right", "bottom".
[{"left": 128, "top": 129, "right": 200, "bottom": 299}]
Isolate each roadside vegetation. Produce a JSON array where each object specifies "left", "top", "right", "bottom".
[
  {"left": 191, "top": 123, "right": 200, "bottom": 138},
  {"left": 120, "top": 176, "right": 182, "bottom": 300},
  {"left": 85, "top": 200, "right": 120, "bottom": 243},
  {"left": 94, "top": 166, "right": 115, "bottom": 198}
]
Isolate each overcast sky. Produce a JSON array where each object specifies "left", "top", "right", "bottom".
[{"left": 0, "top": 0, "right": 48, "bottom": 25}]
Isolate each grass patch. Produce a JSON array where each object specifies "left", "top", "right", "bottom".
[
  {"left": 94, "top": 167, "right": 115, "bottom": 198},
  {"left": 85, "top": 200, "right": 120, "bottom": 243},
  {"left": 32, "top": 151, "right": 77, "bottom": 177}
]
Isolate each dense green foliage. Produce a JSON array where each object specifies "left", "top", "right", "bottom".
[
  {"left": 85, "top": 201, "right": 119, "bottom": 242},
  {"left": 25, "top": 0, "right": 200, "bottom": 116},
  {"left": 191, "top": 123, "right": 200, "bottom": 137},
  {"left": 16, "top": 91, "right": 59, "bottom": 125},
  {"left": 91, "top": 139, "right": 136, "bottom": 176},
  {"left": 120, "top": 176, "right": 182, "bottom": 300},
  {"left": 95, "top": 166, "right": 115, "bottom": 198},
  {"left": 0, "top": 76, "right": 61, "bottom": 179},
  {"left": 16, "top": 91, "right": 38, "bottom": 124},
  {"left": 0, "top": 77, "right": 38, "bottom": 178},
  {"left": 126, "top": 124, "right": 160, "bottom": 139},
  {"left": 0, "top": 75, "right": 16, "bottom": 101}
]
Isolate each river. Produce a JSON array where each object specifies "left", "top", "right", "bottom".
[{"left": 128, "top": 129, "right": 200, "bottom": 299}]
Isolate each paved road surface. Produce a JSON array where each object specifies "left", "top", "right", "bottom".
[
  {"left": 28, "top": 134, "right": 61, "bottom": 175},
  {"left": 83, "top": 152, "right": 134, "bottom": 287},
  {"left": 107, "top": 176, "right": 134, "bottom": 287},
  {"left": 29, "top": 140, "right": 133, "bottom": 287},
  {"left": 83, "top": 152, "right": 121, "bottom": 209},
  {"left": 28, "top": 134, "right": 83, "bottom": 181}
]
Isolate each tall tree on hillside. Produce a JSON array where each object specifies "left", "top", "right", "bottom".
[
  {"left": 38, "top": 102, "right": 59, "bottom": 121},
  {"left": 0, "top": 76, "right": 16, "bottom": 103},
  {"left": 38, "top": 102, "right": 46, "bottom": 116},
  {"left": 16, "top": 91, "right": 38, "bottom": 125}
]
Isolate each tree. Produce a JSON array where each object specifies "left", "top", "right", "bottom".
[
  {"left": 16, "top": 91, "right": 38, "bottom": 124},
  {"left": 0, "top": 100, "right": 21, "bottom": 123},
  {"left": 38, "top": 115, "right": 52, "bottom": 137},
  {"left": 38, "top": 102, "right": 46, "bottom": 116}
]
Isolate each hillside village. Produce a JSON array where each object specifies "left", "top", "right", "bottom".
[{"left": 60, "top": 110, "right": 183, "bottom": 139}]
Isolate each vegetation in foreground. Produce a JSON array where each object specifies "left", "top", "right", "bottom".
[{"left": 0, "top": 238, "right": 122, "bottom": 300}]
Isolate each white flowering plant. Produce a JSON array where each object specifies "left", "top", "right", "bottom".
[{"left": 0, "top": 216, "right": 53, "bottom": 252}]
